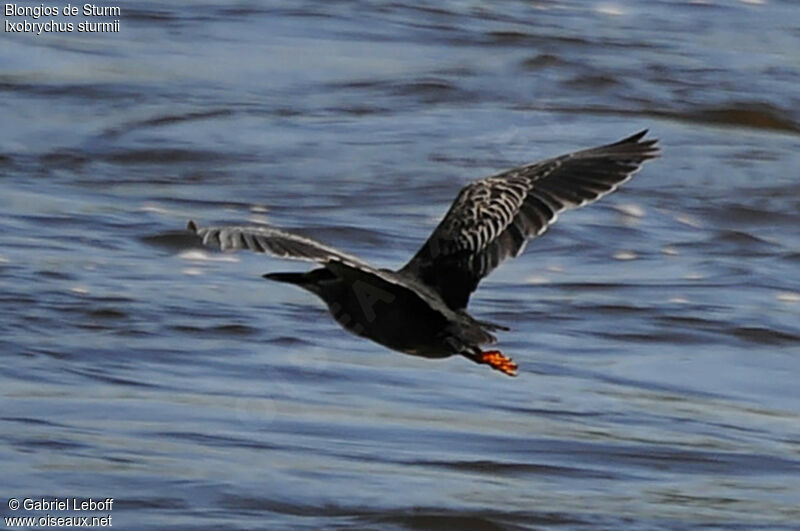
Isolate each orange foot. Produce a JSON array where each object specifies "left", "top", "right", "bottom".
[{"left": 479, "top": 350, "right": 518, "bottom": 377}]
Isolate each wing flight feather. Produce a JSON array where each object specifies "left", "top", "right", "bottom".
[{"left": 401, "top": 130, "right": 660, "bottom": 310}]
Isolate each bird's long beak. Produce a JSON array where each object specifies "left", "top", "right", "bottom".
[{"left": 262, "top": 272, "right": 309, "bottom": 285}]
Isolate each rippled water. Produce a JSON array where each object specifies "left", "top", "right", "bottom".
[{"left": 2, "top": 1, "right": 800, "bottom": 528}]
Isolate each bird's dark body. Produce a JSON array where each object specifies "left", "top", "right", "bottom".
[
  {"left": 189, "top": 131, "right": 660, "bottom": 375},
  {"left": 267, "top": 268, "right": 493, "bottom": 359}
]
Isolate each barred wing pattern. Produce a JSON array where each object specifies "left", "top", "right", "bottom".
[
  {"left": 187, "top": 220, "right": 372, "bottom": 269},
  {"left": 187, "top": 220, "right": 453, "bottom": 316},
  {"left": 401, "top": 130, "right": 660, "bottom": 310}
]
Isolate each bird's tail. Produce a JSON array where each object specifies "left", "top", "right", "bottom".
[{"left": 476, "top": 319, "right": 510, "bottom": 332}]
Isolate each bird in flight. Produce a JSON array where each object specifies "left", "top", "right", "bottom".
[{"left": 189, "top": 130, "right": 659, "bottom": 376}]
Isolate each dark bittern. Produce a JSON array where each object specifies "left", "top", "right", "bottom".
[{"left": 189, "top": 131, "right": 659, "bottom": 376}]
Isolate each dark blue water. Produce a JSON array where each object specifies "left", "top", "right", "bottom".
[{"left": 2, "top": 1, "right": 800, "bottom": 528}]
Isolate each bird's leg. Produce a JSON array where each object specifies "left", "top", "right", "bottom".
[{"left": 469, "top": 350, "right": 518, "bottom": 377}]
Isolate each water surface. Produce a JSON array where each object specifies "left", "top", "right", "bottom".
[{"left": 2, "top": 1, "right": 799, "bottom": 528}]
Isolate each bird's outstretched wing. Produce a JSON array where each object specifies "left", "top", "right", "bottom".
[
  {"left": 187, "top": 220, "right": 454, "bottom": 316},
  {"left": 187, "top": 220, "right": 372, "bottom": 270},
  {"left": 400, "top": 130, "right": 660, "bottom": 310}
]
